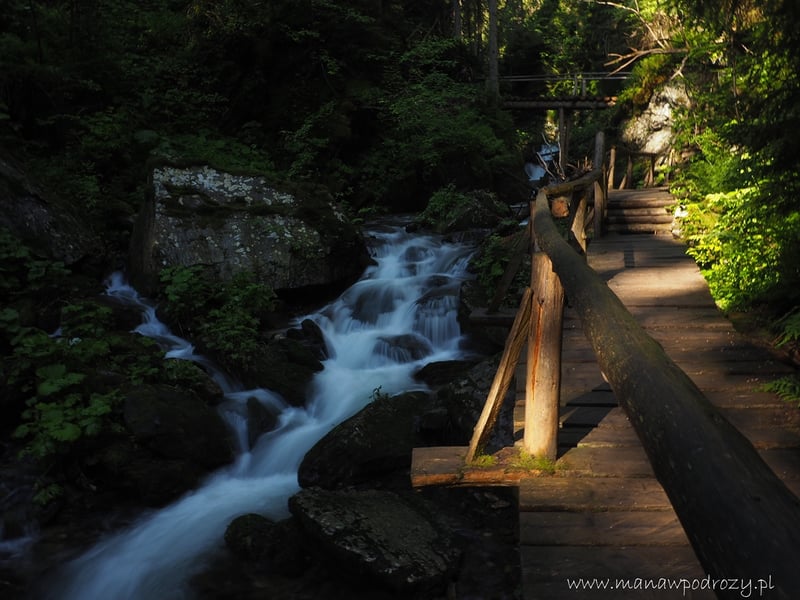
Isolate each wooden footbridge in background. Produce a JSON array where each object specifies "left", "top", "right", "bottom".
[{"left": 411, "top": 169, "right": 800, "bottom": 598}]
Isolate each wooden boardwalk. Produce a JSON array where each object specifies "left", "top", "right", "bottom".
[
  {"left": 411, "top": 188, "right": 800, "bottom": 597},
  {"left": 517, "top": 228, "right": 800, "bottom": 598}
]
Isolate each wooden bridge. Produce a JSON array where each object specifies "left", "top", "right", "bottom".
[{"left": 411, "top": 165, "right": 800, "bottom": 597}]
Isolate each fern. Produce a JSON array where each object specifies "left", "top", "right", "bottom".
[
  {"left": 764, "top": 376, "right": 800, "bottom": 407},
  {"left": 774, "top": 310, "right": 800, "bottom": 348}
]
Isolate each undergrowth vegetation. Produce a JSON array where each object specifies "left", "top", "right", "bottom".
[{"left": 159, "top": 265, "right": 277, "bottom": 374}]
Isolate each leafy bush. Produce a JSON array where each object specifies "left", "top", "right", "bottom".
[
  {"left": 7, "top": 301, "right": 164, "bottom": 465},
  {"left": 470, "top": 232, "right": 530, "bottom": 307},
  {"left": 0, "top": 227, "right": 69, "bottom": 299},
  {"left": 159, "top": 266, "right": 277, "bottom": 373},
  {"left": 681, "top": 188, "right": 800, "bottom": 311},
  {"left": 417, "top": 184, "right": 472, "bottom": 230}
]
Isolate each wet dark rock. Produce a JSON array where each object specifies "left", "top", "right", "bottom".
[
  {"left": 123, "top": 384, "right": 235, "bottom": 469},
  {"left": 111, "top": 448, "right": 208, "bottom": 506},
  {"left": 245, "top": 396, "right": 279, "bottom": 448},
  {"left": 297, "top": 391, "right": 435, "bottom": 490},
  {"left": 413, "top": 359, "right": 480, "bottom": 388},
  {"left": 224, "top": 514, "right": 309, "bottom": 577},
  {"left": 436, "top": 356, "right": 516, "bottom": 451},
  {"left": 289, "top": 488, "right": 461, "bottom": 597},
  {"left": 285, "top": 318, "right": 328, "bottom": 360},
  {"left": 246, "top": 338, "right": 323, "bottom": 406},
  {"left": 373, "top": 333, "right": 433, "bottom": 363}
]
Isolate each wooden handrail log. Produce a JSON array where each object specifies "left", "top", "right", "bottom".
[
  {"left": 532, "top": 189, "right": 800, "bottom": 597},
  {"left": 540, "top": 169, "right": 601, "bottom": 197}
]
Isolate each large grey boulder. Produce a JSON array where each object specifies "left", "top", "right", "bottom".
[{"left": 129, "top": 164, "right": 369, "bottom": 295}]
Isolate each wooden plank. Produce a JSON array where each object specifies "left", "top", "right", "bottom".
[
  {"left": 558, "top": 446, "right": 655, "bottom": 478},
  {"left": 758, "top": 448, "right": 800, "bottom": 480},
  {"left": 519, "top": 477, "right": 672, "bottom": 512},
  {"left": 520, "top": 511, "right": 690, "bottom": 546},
  {"left": 703, "top": 389, "right": 785, "bottom": 409},
  {"left": 560, "top": 405, "right": 618, "bottom": 428},
  {"left": 578, "top": 425, "right": 641, "bottom": 449},
  {"left": 563, "top": 389, "right": 617, "bottom": 406},
  {"left": 521, "top": 546, "right": 714, "bottom": 600},
  {"left": 411, "top": 446, "right": 467, "bottom": 487},
  {"left": 720, "top": 407, "right": 800, "bottom": 449},
  {"left": 411, "top": 446, "right": 563, "bottom": 488}
]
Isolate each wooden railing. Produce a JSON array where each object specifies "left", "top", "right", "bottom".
[
  {"left": 467, "top": 133, "right": 606, "bottom": 462},
  {"left": 465, "top": 133, "right": 800, "bottom": 596}
]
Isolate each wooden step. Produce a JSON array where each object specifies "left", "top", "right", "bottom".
[
  {"left": 608, "top": 197, "right": 675, "bottom": 209},
  {"left": 606, "top": 214, "right": 674, "bottom": 224},
  {"left": 607, "top": 206, "right": 673, "bottom": 217},
  {"left": 606, "top": 223, "right": 673, "bottom": 233}
]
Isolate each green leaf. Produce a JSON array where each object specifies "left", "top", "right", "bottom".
[
  {"left": 51, "top": 422, "right": 82, "bottom": 442},
  {"left": 35, "top": 364, "right": 86, "bottom": 396}
]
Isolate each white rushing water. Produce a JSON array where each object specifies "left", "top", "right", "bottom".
[{"left": 49, "top": 219, "right": 475, "bottom": 599}]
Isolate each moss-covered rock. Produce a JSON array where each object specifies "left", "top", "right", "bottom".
[
  {"left": 416, "top": 187, "right": 511, "bottom": 234},
  {"left": 0, "top": 151, "right": 104, "bottom": 267}
]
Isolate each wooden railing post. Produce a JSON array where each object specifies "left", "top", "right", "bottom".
[
  {"left": 523, "top": 193, "right": 565, "bottom": 460},
  {"left": 465, "top": 288, "right": 533, "bottom": 463},
  {"left": 607, "top": 145, "right": 616, "bottom": 190},
  {"left": 593, "top": 131, "right": 606, "bottom": 239}
]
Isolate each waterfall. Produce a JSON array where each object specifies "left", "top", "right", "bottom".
[{"left": 47, "top": 219, "right": 476, "bottom": 599}]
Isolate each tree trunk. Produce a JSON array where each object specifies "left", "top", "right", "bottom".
[
  {"left": 486, "top": 0, "right": 499, "bottom": 100},
  {"left": 452, "top": 0, "right": 462, "bottom": 38}
]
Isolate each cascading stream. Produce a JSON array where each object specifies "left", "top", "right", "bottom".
[{"left": 47, "top": 219, "right": 476, "bottom": 599}]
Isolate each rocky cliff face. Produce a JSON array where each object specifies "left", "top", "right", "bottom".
[
  {"left": 623, "top": 82, "right": 690, "bottom": 157},
  {"left": 129, "top": 164, "right": 369, "bottom": 296},
  {"left": 0, "top": 152, "right": 103, "bottom": 266}
]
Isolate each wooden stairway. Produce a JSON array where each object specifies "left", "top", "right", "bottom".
[{"left": 606, "top": 188, "right": 675, "bottom": 234}]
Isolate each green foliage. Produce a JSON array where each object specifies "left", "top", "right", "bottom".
[
  {"left": 159, "top": 266, "right": 277, "bottom": 373},
  {"left": 418, "top": 184, "right": 471, "bottom": 229},
  {"left": 471, "top": 232, "right": 530, "bottom": 307},
  {"left": 471, "top": 454, "right": 497, "bottom": 467},
  {"left": 774, "top": 310, "right": 800, "bottom": 348},
  {"left": 0, "top": 227, "right": 69, "bottom": 297},
  {"left": 682, "top": 189, "right": 797, "bottom": 310},
  {"left": 15, "top": 390, "right": 119, "bottom": 461},
  {"left": 764, "top": 376, "right": 800, "bottom": 408},
  {"left": 2, "top": 230, "right": 169, "bottom": 471},
  {"left": 154, "top": 131, "right": 276, "bottom": 176}
]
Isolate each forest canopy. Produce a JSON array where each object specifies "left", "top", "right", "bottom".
[{"left": 1, "top": 0, "right": 799, "bottom": 318}]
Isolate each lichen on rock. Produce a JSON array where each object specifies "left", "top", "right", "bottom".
[{"left": 129, "top": 163, "right": 369, "bottom": 297}]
